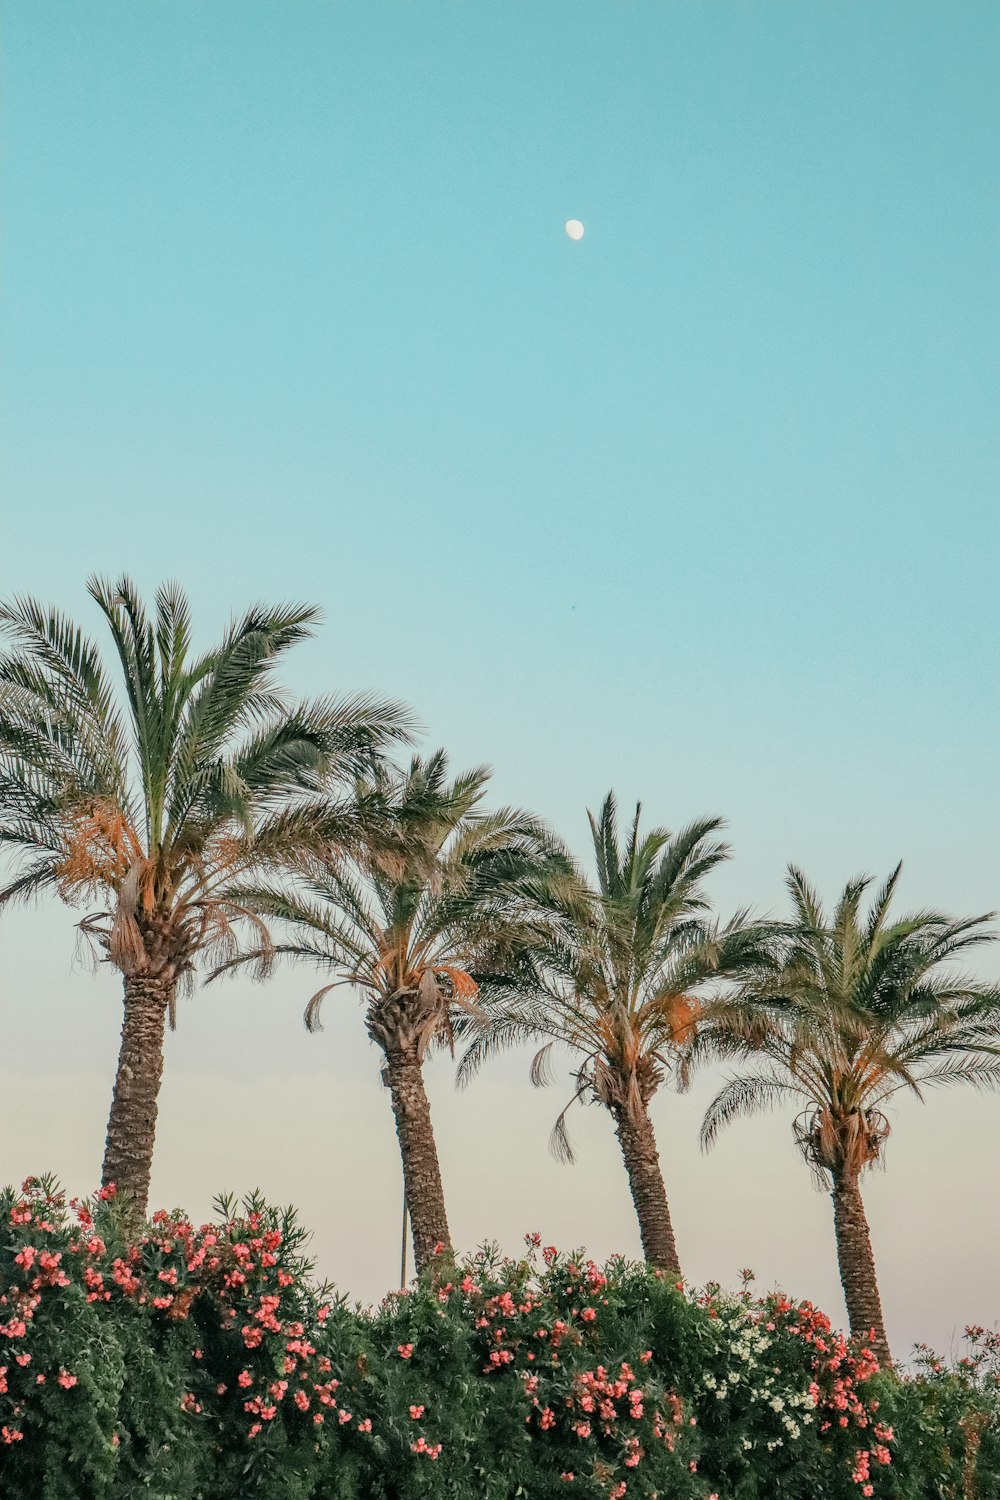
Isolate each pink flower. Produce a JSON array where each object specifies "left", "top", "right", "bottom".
[
  {"left": 57, "top": 1369, "right": 78, "bottom": 1390},
  {"left": 409, "top": 1404, "right": 425, "bottom": 1419}
]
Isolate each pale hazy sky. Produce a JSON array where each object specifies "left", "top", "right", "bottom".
[{"left": 2, "top": 2, "right": 998, "bottom": 1358}]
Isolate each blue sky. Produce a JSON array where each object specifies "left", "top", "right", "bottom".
[{"left": 2, "top": 2, "right": 998, "bottom": 1350}]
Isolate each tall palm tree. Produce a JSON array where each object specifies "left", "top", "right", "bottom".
[
  {"left": 214, "top": 750, "right": 567, "bottom": 1274},
  {"left": 698, "top": 864, "right": 1000, "bottom": 1366},
  {"left": 461, "top": 793, "right": 765, "bottom": 1277},
  {"left": 0, "top": 577, "right": 406, "bottom": 1218}
]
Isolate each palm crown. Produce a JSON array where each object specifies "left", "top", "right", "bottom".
[
  {"left": 464, "top": 792, "right": 762, "bottom": 1158},
  {"left": 224, "top": 749, "right": 566, "bottom": 1047},
  {"left": 0, "top": 577, "right": 404, "bottom": 988},
  {"left": 700, "top": 863, "right": 1000, "bottom": 1176}
]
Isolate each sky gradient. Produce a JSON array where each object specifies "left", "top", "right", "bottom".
[{"left": 2, "top": 2, "right": 998, "bottom": 1357}]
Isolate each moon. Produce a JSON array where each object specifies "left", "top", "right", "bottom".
[{"left": 564, "top": 219, "right": 585, "bottom": 241}]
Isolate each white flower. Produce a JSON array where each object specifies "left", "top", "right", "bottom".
[{"left": 769, "top": 1396, "right": 785, "bottom": 1412}]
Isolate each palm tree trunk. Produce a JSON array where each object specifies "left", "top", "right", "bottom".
[
  {"left": 611, "top": 1100, "right": 681, "bottom": 1276},
  {"left": 830, "top": 1169, "right": 891, "bottom": 1365},
  {"left": 101, "top": 972, "right": 173, "bottom": 1224},
  {"left": 383, "top": 1042, "right": 452, "bottom": 1274}
]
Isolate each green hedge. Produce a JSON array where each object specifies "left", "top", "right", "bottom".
[{"left": 1, "top": 1178, "right": 996, "bottom": 1499}]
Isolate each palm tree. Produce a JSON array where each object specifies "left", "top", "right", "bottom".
[
  {"left": 0, "top": 577, "right": 406, "bottom": 1219},
  {"left": 698, "top": 864, "right": 1000, "bottom": 1366},
  {"left": 214, "top": 750, "right": 567, "bottom": 1274},
  {"left": 461, "top": 793, "right": 765, "bottom": 1277}
]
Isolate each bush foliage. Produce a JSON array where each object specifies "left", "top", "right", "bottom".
[{"left": 1, "top": 1178, "right": 996, "bottom": 1499}]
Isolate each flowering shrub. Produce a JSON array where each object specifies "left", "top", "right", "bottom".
[
  {"left": 867, "top": 1328, "right": 1000, "bottom": 1500},
  {"left": 360, "top": 1238, "right": 702, "bottom": 1498},
  {"left": 1, "top": 1179, "right": 997, "bottom": 1499},
  {"left": 0, "top": 1179, "right": 362, "bottom": 1499}
]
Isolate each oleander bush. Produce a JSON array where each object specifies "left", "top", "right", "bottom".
[{"left": 1, "top": 1178, "right": 997, "bottom": 1499}]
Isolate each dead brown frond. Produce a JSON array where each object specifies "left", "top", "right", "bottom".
[
  {"left": 304, "top": 982, "right": 343, "bottom": 1032},
  {"left": 793, "top": 1104, "right": 890, "bottom": 1186}
]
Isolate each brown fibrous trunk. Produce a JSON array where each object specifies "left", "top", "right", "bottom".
[
  {"left": 611, "top": 1099, "right": 681, "bottom": 1277},
  {"left": 383, "top": 1042, "right": 452, "bottom": 1275},
  {"left": 831, "top": 1169, "right": 891, "bottom": 1366},
  {"left": 101, "top": 972, "right": 173, "bottom": 1226}
]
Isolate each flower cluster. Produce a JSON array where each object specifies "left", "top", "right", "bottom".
[
  {"left": 685, "top": 1280, "right": 893, "bottom": 1496},
  {"left": 439, "top": 1238, "right": 702, "bottom": 1496}
]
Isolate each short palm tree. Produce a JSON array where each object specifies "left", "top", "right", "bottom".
[
  {"left": 698, "top": 864, "right": 1000, "bottom": 1365},
  {"left": 0, "top": 577, "right": 406, "bottom": 1218},
  {"left": 214, "top": 750, "right": 568, "bottom": 1274},
  {"left": 462, "top": 793, "right": 766, "bottom": 1277}
]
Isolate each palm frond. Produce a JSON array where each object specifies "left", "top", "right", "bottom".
[
  {"left": 0, "top": 857, "right": 62, "bottom": 908},
  {"left": 548, "top": 1084, "right": 589, "bottom": 1165},
  {"left": 455, "top": 1013, "right": 541, "bottom": 1087},
  {"left": 530, "top": 1040, "right": 557, "bottom": 1087},
  {"left": 901, "top": 1054, "right": 1000, "bottom": 1095},
  {"left": 701, "top": 1070, "right": 797, "bottom": 1151}
]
